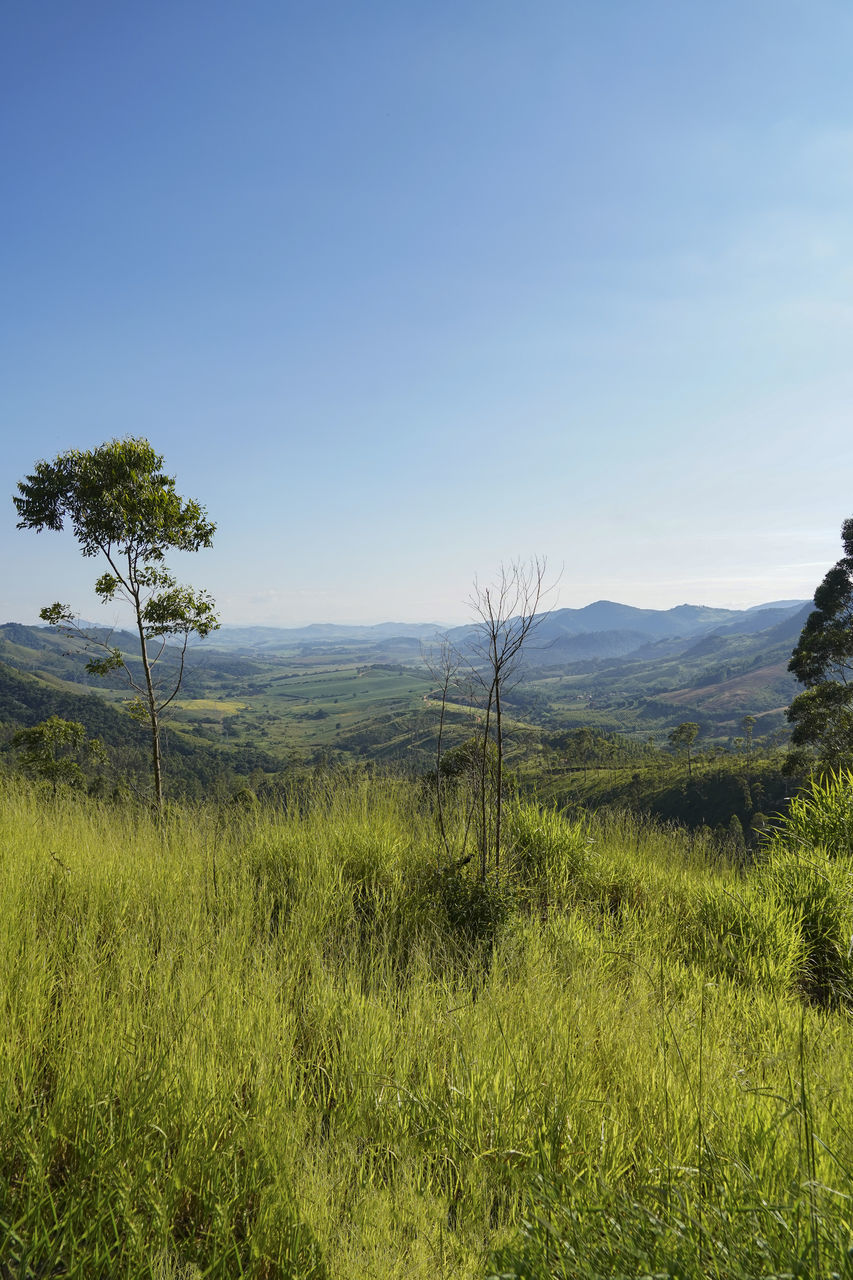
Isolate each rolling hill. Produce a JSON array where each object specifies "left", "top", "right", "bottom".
[{"left": 0, "top": 598, "right": 812, "bottom": 783}]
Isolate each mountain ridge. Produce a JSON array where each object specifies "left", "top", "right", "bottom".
[{"left": 9, "top": 599, "right": 810, "bottom": 655}]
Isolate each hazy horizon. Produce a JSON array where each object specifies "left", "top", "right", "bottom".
[{"left": 3, "top": 591, "right": 812, "bottom": 636}]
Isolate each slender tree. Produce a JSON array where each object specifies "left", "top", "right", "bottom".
[
  {"left": 668, "top": 721, "right": 699, "bottom": 777},
  {"left": 742, "top": 713, "right": 756, "bottom": 781},
  {"left": 569, "top": 726, "right": 596, "bottom": 782},
  {"left": 14, "top": 437, "right": 219, "bottom": 810}
]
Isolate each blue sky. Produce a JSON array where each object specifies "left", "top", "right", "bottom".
[{"left": 3, "top": 0, "right": 853, "bottom": 626}]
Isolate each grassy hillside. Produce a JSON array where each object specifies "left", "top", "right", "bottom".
[{"left": 3, "top": 775, "right": 853, "bottom": 1277}]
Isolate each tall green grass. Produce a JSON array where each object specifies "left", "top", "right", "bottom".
[
  {"left": 2, "top": 776, "right": 853, "bottom": 1277},
  {"left": 767, "top": 768, "right": 853, "bottom": 859}
]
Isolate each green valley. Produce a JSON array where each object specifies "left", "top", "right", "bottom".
[{"left": 0, "top": 598, "right": 811, "bottom": 831}]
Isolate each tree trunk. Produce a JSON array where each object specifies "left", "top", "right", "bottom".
[
  {"left": 479, "top": 689, "right": 493, "bottom": 882},
  {"left": 494, "top": 675, "right": 503, "bottom": 878},
  {"left": 435, "top": 669, "right": 450, "bottom": 862},
  {"left": 134, "top": 603, "right": 163, "bottom": 811}
]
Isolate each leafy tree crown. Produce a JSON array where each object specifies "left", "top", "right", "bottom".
[{"left": 14, "top": 437, "right": 215, "bottom": 563}]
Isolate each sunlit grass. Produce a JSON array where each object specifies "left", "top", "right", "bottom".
[
  {"left": 2, "top": 775, "right": 853, "bottom": 1276},
  {"left": 172, "top": 698, "right": 248, "bottom": 714}
]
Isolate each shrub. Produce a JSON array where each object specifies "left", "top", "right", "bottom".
[
  {"left": 504, "top": 802, "right": 592, "bottom": 909},
  {"left": 769, "top": 769, "right": 853, "bottom": 858},
  {"left": 416, "top": 861, "right": 514, "bottom": 959}
]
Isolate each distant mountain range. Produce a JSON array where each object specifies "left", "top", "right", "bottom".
[
  {"left": 205, "top": 600, "right": 811, "bottom": 659},
  {"left": 485, "top": 599, "right": 812, "bottom": 739},
  {"left": 0, "top": 599, "right": 814, "bottom": 765},
  {"left": 440, "top": 599, "right": 811, "bottom": 667},
  {"left": 2, "top": 600, "right": 812, "bottom": 683},
  {"left": 211, "top": 620, "right": 445, "bottom": 650}
]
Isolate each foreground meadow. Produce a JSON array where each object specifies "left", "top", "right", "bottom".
[{"left": 2, "top": 775, "right": 853, "bottom": 1278}]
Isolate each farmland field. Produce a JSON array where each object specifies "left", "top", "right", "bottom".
[{"left": 169, "top": 661, "right": 435, "bottom": 755}]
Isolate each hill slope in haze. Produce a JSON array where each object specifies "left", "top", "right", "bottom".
[{"left": 0, "top": 599, "right": 811, "bottom": 777}]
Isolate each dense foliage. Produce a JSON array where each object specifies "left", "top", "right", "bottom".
[{"left": 788, "top": 516, "right": 853, "bottom": 767}]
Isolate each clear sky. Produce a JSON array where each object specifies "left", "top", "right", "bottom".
[{"left": 2, "top": 0, "right": 852, "bottom": 627}]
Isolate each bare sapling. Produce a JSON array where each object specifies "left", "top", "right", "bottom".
[
  {"left": 423, "top": 637, "right": 478, "bottom": 868},
  {"left": 429, "top": 557, "right": 554, "bottom": 881},
  {"left": 468, "top": 557, "right": 552, "bottom": 879}
]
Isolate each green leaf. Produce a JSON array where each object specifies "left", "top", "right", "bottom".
[
  {"left": 94, "top": 573, "right": 121, "bottom": 601},
  {"left": 86, "top": 648, "right": 125, "bottom": 677},
  {"left": 40, "top": 602, "right": 74, "bottom": 626}
]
